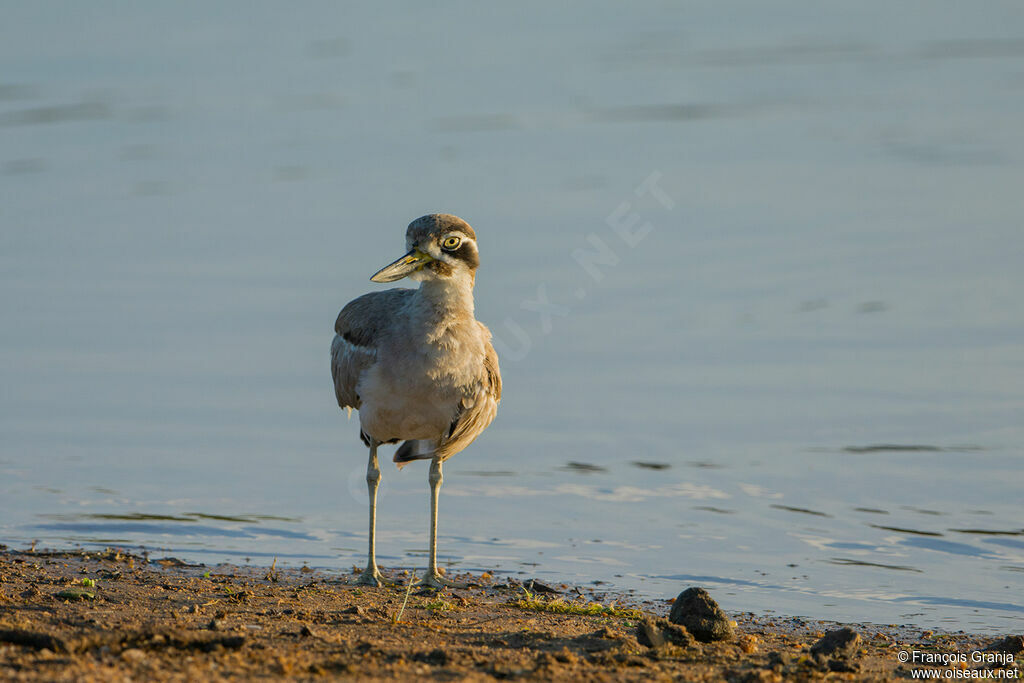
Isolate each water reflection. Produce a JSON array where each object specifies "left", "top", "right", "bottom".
[
  {"left": 34, "top": 521, "right": 318, "bottom": 542},
  {"left": 771, "top": 504, "right": 832, "bottom": 518},
  {"left": 558, "top": 461, "right": 607, "bottom": 474},
  {"left": 631, "top": 461, "right": 670, "bottom": 470},
  {"left": 892, "top": 596, "right": 1024, "bottom": 615},
  {"left": 870, "top": 525, "right": 943, "bottom": 537},
  {"left": 827, "top": 558, "right": 922, "bottom": 573},
  {"left": 433, "top": 102, "right": 734, "bottom": 133},
  {"left": 447, "top": 482, "right": 731, "bottom": 503},
  {"left": 692, "top": 506, "right": 734, "bottom": 515},
  {"left": 0, "top": 100, "right": 111, "bottom": 126},
  {"left": 898, "top": 537, "right": 994, "bottom": 559}
]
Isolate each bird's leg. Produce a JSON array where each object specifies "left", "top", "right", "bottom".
[
  {"left": 356, "top": 440, "right": 387, "bottom": 586},
  {"left": 416, "top": 457, "right": 457, "bottom": 589}
]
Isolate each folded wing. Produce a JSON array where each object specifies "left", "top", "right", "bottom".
[
  {"left": 331, "top": 289, "right": 415, "bottom": 411},
  {"left": 433, "top": 324, "right": 502, "bottom": 462}
]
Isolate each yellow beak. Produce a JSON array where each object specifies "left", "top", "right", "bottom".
[{"left": 370, "top": 249, "right": 434, "bottom": 283}]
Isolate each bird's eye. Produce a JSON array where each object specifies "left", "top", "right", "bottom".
[{"left": 441, "top": 236, "right": 462, "bottom": 251}]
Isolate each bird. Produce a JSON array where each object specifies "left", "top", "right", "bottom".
[{"left": 330, "top": 214, "right": 502, "bottom": 588}]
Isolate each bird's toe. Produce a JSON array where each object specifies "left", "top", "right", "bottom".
[
  {"left": 414, "top": 571, "right": 460, "bottom": 590},
  {"left": 355, "top": 567, "right": 388, "bottom": 587}
]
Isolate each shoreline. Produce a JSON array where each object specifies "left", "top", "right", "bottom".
[{"left": 1, "top": 547, "right": 1020, "bottom": 681}]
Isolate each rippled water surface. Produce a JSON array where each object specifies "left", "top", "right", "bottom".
[{"left": 3, "top": 2, "right": 1024, "bottom": 634}]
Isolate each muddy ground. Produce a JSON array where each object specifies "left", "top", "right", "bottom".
[{"left": 0, "top": 548, "right": 1020, "bottom": 681}]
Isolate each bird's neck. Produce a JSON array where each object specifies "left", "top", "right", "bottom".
[{"left": 414, "top": 276, "right": 476, "bottom": 328}]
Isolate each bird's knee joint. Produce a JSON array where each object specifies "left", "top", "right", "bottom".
[{"left": 366, "top": 469, "right": 381, "bottom": 486}]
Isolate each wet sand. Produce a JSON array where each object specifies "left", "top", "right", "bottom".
[{"left": 0, "top": 548, "right": 1020, "bottom": 681}]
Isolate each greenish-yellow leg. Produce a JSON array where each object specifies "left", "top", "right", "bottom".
[
  {"left": 356, "top": 441, "right": 387, "bottom": 586},
  {"left": 416, "top": 457, "right": 456, "bottom": 589}
]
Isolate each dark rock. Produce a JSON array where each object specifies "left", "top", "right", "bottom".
[
  {"left": 527, "top": 579, "right": 559, "bottom": 594},
  {"left": 636, "top": 617, "right": 693, "bottom": 649},
  {"left": 810, "top": 627, "right": 861, "bottom": 660},
  {"left": 987, "top": 635, "right": 1024, "bottom": 654},
  {"left": 668, "top": 587, "right": 734, "bottom": 642}
]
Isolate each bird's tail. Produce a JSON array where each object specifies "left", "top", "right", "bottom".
[{"left": 393, "top": 440, "right": 435, "bottom": 470}]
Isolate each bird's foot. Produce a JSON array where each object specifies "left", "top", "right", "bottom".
[
  {"left": 355, "top": 565, "right": 388, "bottom": 587},
  {"left": 414, "top": 569, "right": 460, "bottom": 590}
]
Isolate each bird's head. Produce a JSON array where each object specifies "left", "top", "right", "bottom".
[{"left": 370, "top": 214, "right": 480, "bottom": 285}]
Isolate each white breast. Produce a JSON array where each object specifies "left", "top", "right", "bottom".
[{"left": 357, "top": 319, "right": 484, "bottom": 442}]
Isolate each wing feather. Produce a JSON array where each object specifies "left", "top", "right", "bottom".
[
  {"left": 331, "top": 289, "right": 414, "bottom": 410},
  {"left": 433, "top": 325, "right": 502, "bottom": 461}
]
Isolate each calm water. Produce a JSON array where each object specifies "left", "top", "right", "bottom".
[{"left": 3, "top": 3, "right": 1024, "bottom": 634}]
